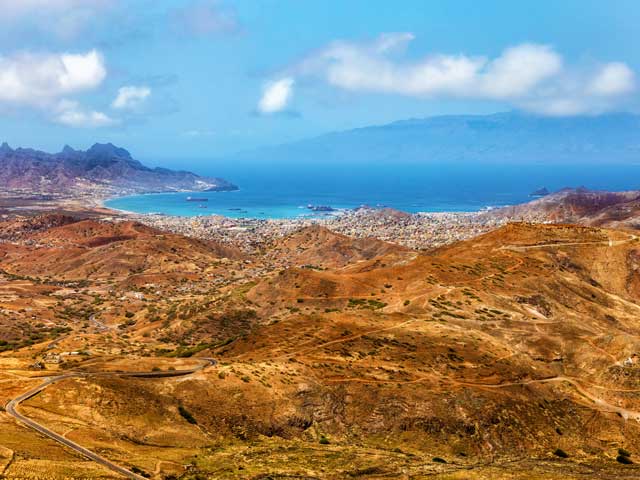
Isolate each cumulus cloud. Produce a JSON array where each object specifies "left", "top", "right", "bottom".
[
  {"left": 257, "top": 77, "right": 295, "bottom": 114},
  {"left": 54, "top": 99, "right": 116, "bottom": 127},
  {"left": 112, "top": 85, "right": 151, "bottom": 110},
  {"left": 518, "top": 62, "right": 637, "bottom": 116},
  {"left": 0, "top": 49, "right": 114, "bottom": 127},
  {"left": 171, "top": 0, "right": 239, "bottom": 37},
  {"left": 588, "top": 62, "right": 635, "bottom": 96},
  {"left": 0, "top": 49, "right": 106, "bottom": 106},
  {"left": 272, "top": 33, "right": 636, "bottom": 116}
]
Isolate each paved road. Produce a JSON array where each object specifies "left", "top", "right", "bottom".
[
  {"left": 89, "top": 314, "right": 111, "bottom": 333},
  {"left": 5, "top": 358, "right": 216, "bottom": 480}
]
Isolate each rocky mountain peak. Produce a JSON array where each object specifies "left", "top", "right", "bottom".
[
  {"left": 86, "top": 143, "right": 133, "bottom": 160},
  {"left": 61, "top": 145, "right": 77, "bottom": 155},
  {"left": 0, "top": 142, "right": 13, "bottom": 155}
]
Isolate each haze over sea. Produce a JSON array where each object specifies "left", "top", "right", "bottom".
[{"left": 105, "top": 162, "right": 640, "bottom": 219}]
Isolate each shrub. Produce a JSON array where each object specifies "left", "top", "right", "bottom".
[
  {"left": 618, "top": 448, "right": 631, "bottom": 457},
  {"left": 131, "top": 466, "right": 151, "bottom": 478},
  {"left": 319, "top": 435, "right": 330, "bottom": 445},
  {"left": 617, "top": 455, "right": 633, "bottom": 465},
  {"left": 178, "top": 405, "right": 197, "bottom": 424},
  {"left": 553, "top": 448, "right": 569, "bottom": 458}
]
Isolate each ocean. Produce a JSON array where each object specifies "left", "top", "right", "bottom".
[{"left": 105, "top": 162, "right": 640, "bottom": 219}]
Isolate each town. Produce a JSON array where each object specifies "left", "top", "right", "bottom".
[{"left": 119, "top": 207, "right": 508, "bottom": 253}]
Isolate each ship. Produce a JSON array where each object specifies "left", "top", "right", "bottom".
[
  {"left": 307, "top": 204, "right": 335, "bottom": 212},
  {"left": 186, "top": 196, "right": 208, "bottom": 202}
]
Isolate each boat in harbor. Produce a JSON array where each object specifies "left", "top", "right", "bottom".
[{"left": 307, "top": 204, "right": 335, "bottom": 212}]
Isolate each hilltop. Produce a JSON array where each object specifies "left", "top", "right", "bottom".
[
  {"left": 0, "top": 215, "right": 243, "bottom": 281},
  {"left": 0, "top": 142, "right": 237, "bottom": 198}
]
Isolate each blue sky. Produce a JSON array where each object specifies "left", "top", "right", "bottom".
[{"left": 0, "top": 0, "right": 638, "bottom": 163}]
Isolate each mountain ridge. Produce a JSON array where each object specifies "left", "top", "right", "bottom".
[
  {"left": 224, "top": 111, "right": 640, "bottom": 164},
  {"left": 0, "top": 142, "right": 237, "bottom": 197}
]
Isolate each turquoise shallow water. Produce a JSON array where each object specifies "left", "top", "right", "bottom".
[{"left": 105, "top": 162, "right": 640, "bottom": 219}]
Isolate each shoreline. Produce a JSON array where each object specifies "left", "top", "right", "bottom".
[
  {"left": 102, "top": 190, "right": 501, "bottom": 221},
  {"left": 2, "top": 191, "right": 511, "bottom": 253}
]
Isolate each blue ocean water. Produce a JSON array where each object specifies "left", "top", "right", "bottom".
[{"left": 105, "top": 163, "right": 640, "bottom": 219}]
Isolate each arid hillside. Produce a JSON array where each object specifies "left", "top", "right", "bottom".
[
  {"left": 0, "top": 216, "right": 243, "bottom": 281},
  {"left": 2, "top": 215, "right": 640, "bottom": 479},
  {"left": 264, "top": 224, "right": 414, "bottom": 268},
  {"left": 486, "top": 188, "right": 640, "bottom": 229}
]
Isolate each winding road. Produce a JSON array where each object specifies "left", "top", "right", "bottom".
[
  {"left": 499, "top": 232, "right": 638, "bottom": 252},
  {"left": 5, "top": 359, "right": 216, "bottom": 480}
]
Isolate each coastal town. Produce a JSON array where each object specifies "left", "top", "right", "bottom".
[{"left": 115, "top": 207, "right": 509, "bottom": 253}]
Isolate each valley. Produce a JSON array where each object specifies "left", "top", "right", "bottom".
[{"left": 2, "top": 209, "right": 640, "bottom": 478}]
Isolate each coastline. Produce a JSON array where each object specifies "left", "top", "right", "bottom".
[
  {"left": 2, "top": 190, "right": 511, "bottom": 252},
  {"left": 116, "top": 206, "right": 507, "bottom": 253},
  {"left": 102, "top": 189, "right": 501, "bottom": 221}
]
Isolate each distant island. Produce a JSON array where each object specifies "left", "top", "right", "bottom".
[
  {"left": 224, "top": 112, "right": 640, "bottom": 165},
  {"left": 0, "top": 142, "right": 237, "bottom": 200}
]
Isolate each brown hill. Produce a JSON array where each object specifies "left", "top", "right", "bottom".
[
  {"left": 266, "top": 225, "right": 414, "bottom": 269},
  {"left": 5, "top": 219, "right": 640, "bottom": 478},
  {"left": 237, "top": 222, "right": 640, "bottom": 475},
  {"left": 0, "top": 214, "right": 80, "bottom": 241},
  {"left": 487, "top": 188, "right": 640, "bottom": 228},
  {"left": 0, "top": 216, "right": 243, "bottom": 280}
]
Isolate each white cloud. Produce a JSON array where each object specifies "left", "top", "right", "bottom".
[
  {"left": 0, "top": 49, "right": 106, "bottom": 107},
  {"left": 171, "top": 0, "right": 239, "bottom": 37},
  {"left": 479, "top": 44, "right": 562, "bottom": 98},
  {"left": 112, "top": 85, "right": 151, "bottom": 110},
  {"left": 54, "top": 99, "right": 116, "bottom": 128},
  {"left": 588, "top": 62, "right": 635, "bottom": 96},
  {"left": 258, "top": 77, "right": 295, "bottom": 114},
  {"left": 280, "top": 33, "right": 636, "bottom": 116},
  {"left": 0, "top": 49, "right": 113, "bottom": 127}
]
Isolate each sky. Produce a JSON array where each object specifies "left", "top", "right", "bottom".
[{"left": 0, "top": 0, "right": 639, "bottom": 163}]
